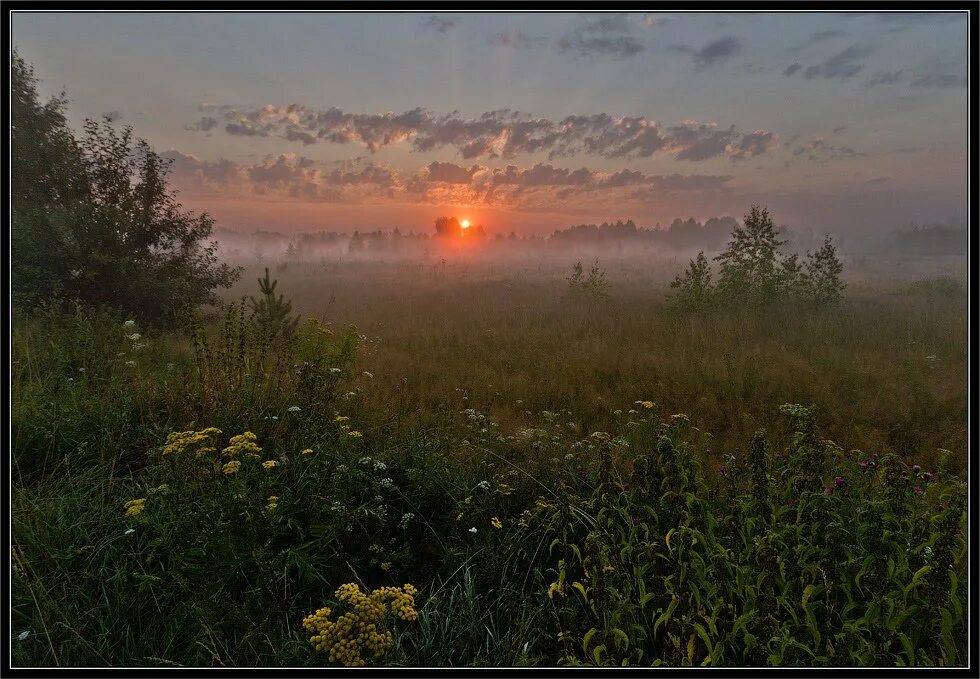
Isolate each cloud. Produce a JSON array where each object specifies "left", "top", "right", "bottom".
[
  {"left": 162, "top": 150, "right": 734, "bottom": 211},
  {"left": 185, "top": 115, "right": 220, "bottom": 131},
  {"left": 197, "top": 104, "right": 777, "bottom": 163},
  {"left": 643, "top": 13, "right": 671, "bottom": 27},
  {"left": 555, "top": 16, "right": 645, "bottom": 60},
  {"left": 421, "top": 16, "right": 457, "bottom": 33},
  {"left": 489, "top": 30, "right": 547, "bottom": 49},
  {"left": 802, "top": 44, "right": 874, "bottom": 79},
  {"left": 103, "top": 110, "right": 123, "bottom": 122},
  {"left": 864, "top": 70, "right": 904, "bottom": 89},
  {"left": 832, "top": 125, "right": 847, "bottom": 133},
  {"left": 783, "top": 63, "right": 802, "bottom": 76},
  {"left": 794, "top": 29, "right": 845, "bottom": 49},
  {"left": 909, "top": 72, "right": 967, "bottom": 88},
  {"left": 791, "top": 137, "right": 864, "bottom": 162},
  {"left": 674, "top": 36, "right": 742, "bottom": 68}
]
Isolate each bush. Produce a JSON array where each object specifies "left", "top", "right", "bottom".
[{"left": 11, "top": 51, "right": 239, "bottom": 326}]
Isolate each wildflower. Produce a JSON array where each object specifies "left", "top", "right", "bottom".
[
  {"left": 336, "top": 464, "right": 349, "bottom": 472},
  {"left": 912, "top": 464, "right": 921, "bottom": 473},
  {"left": 923, "top": 472, "right": 935, "bottom": 482},
  {"left": 547, "top": 582, "right": 563, "bottom": 598},
  {"left": 719, "top": 464, "right": 729, "bottom": 478},
  {"left": 348, "top": 431, "right": 363, "bottom": 438},
  {"left": 476, "top": 480, "right": 491, "bottom": 491},
  {"left": 469, "top": 527, "right": 478, "bottom": 534},
  {"left": 287, "top": 406, "right": 301, "bottom": 413},
  {"left": 262, "top": 460, "right": 279, "bottom": 470},
  {"left": 670, "top": 413, "right": 690, "bottom": 423},
  {"left": 17, "top": 631, "right": 30, "bottom": 641},
  {"left": 124, "top": 528, "right": 136, "bottom": 535},
  {"left": 123, "top": 320, "right": 136, "bottom": 329},
  {"left": 496, "top": 483, "right": 514, "bottom": 496},
  {"left": 329, "top": 367, "right": 342, "bottom": 375},
  {"left": 399, "top": 512, "right": 414, "bottom": 528},
  {"left": 125, "top": 360, "right": 137, "bottom": 367},
  {"left": 380, "top": 561, "right": 392, "bottom": 571},
  {"left": 126, "top": 333, "right": 141, "bottom": 341},
  {"left": 363, "top": 371, "right": 374, "bottom": 379},
  {"left": 222, "top": 432, "right": 261, "bottom": 458},
  {"left": 380, "top": 478, "right": 393, "bottom": 489},
  {"left": 331, "top": 501, "right": 345, "bottom": 512},
  {"left": 491, "top": 517, "right": 503, "bottom": 529},
  {"left": 123, "top": 498, "right": 146, "bottom": 518},
  {"left": 914, "top": 486, "right": 923, "bottom": 495},
  {"left": 334, "top": 415, "right": 350, "bottom": 423},
  {"left": 301, "top": 448, "right": 314, "bottom": 456},
  {"left": 359, "top": 457, "right": 372, "bottom": 465},
  {"left": 824, "top": 486, "right": 834, "bottom": 496},
  {"left": 834, "top": 475, "right": 845, "bottom": 488},
  {"left": 634, "top": 400, "right": 655, "bottom": 409},
  {"left": 222, "top": 460, "right": 241, "bottom": 474},
  {"left": 266, "top": 495, "right": 279, "bottom": 513},
  {"left": 374, "top": 461, "right": 387, "bottom": 472}
]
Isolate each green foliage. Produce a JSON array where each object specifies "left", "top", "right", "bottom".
[
  {"left": 567, "top": 259, "right": 610, "bottom": 299},
  {"left": 673, "top": 205, "right": 846, "bottom": 311},
  {"left": 249, "top": 268, "right": 300, "bottom": 339},
  {"left": 668, "top": 251, "right": 713, "bottom": 311},
  {"left": 11, "top": 51, "right": 240, "bottom": 325},
  {"left": 714, "top": 205, "right": 786, "bottom": 306},
  {"left": 805, "top": 236, "right": 846, "bottom": 307}
]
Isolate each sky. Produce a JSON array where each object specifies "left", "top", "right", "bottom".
[{"left": 12, "top": 11, "right": 970, "bottom": 235}]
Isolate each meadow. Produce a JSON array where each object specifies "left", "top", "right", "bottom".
[{"left": 11, "top": 251, "right": 968, "bottom": 668}]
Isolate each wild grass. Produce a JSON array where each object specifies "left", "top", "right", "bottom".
[{"left": 10, "top": 256, "right": 968, "bottom": 668}]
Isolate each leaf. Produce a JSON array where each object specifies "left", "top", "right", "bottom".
[
  {"left": 802, "top": 583, "right": 815, "bottom": 607},
  {"left": 582, "top": 628, "right": 598, "bottom": 654},
  {"left": 665, "top": 528, "right": 676, "bottom": 550}
]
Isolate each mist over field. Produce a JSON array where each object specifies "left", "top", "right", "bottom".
[{"left": 10, "top": 10, "right": 971, "bottom": 671}]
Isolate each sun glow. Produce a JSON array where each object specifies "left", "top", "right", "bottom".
[{"left": 460, "top": 219, "right": 471, "bottom": 229}]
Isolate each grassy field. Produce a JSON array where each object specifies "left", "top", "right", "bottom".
[{"left": 11, "top": 253, "right": 969, "bottom": 667}]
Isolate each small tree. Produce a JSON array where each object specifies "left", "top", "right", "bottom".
[
  {"left": 774, "top": 252, "right": 808, "bottom": 302},
  {"left": 668, "top": 251, "right": 714, "bottom": 311},
  {"left": 805, "top": 235, "right": 846, "bottom": 306},
  {"left": 714, "top": 205, "right": 786, "bottom": 305},
  {"left": 249, "top": 268, "right": 300, "bottom": 339},
  {"left": 567, "top": 259, "right": 609, "bottom": 299}
]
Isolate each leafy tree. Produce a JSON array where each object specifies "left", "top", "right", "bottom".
[
  {"left": 249, "top": 268, "right": 300, "bottom": 338},
  {"left": 567, "top": 259, "right": 609, "bottom": 299},
  {"left": 805, "top": 235, "right": 846, "bottom": 306},
  {"left": 11, "top": 50, "right": 240, "bottom": 325},
  {"left": 714, "top": 205, "right": 786, "bottom": 305},
  {"left": 668, "top": 251, "right": 714, "bottom": 311},
  {"left": 774, "top": 252, "right": 808, "bottom": 302}
]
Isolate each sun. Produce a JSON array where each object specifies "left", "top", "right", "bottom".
[{"left": 460, "top": 219, "right": 471, "bottom": 229}]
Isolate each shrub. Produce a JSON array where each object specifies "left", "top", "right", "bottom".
[{"left": 668, "top": 251, "right": 714, "bottom": 311}]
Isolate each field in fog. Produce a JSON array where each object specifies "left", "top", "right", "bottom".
[{"left": 221, "top": 253, "right": 968, "bottom": 470}]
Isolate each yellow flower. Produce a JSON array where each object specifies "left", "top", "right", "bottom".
[
  {"left": 162, "top": 428, "right": 222, "bottom": 457},
  {"left": 491, "top": 517, "right": 502, "bottom": 529},
  {"left": 301, "top": 448, "right": 314, "bottom": 456},
  {"left": 123, "top": 498, "right": 146, "bottom": 518},
  {"left": 334, "top": 415, "right": 350, "bottom": 423},
  {"left": 262, "top": 460, "right": 279, "bottom": 470},
  {"left": 222, "top": 460, "right": 241, "bottom": 475},
  {"left": 635, "top": 400, "right": 655, "bottom": 409},
  {"left": 380, "top": 562, "right": 392, "bottom": 572},
  {"left": 222, "top": 431, "right": 262, "bottom": 458},
  {"left": 347, "top": 431, "right": 362, "bottom": 438},
  {"left": 266, "top": 495, "right": 279, "bottom": 513}
]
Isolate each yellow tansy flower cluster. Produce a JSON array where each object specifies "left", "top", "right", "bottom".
[
  {"left": 266, "top": 495, "right": 279, "bottom": 513},
  {"left": 334, "top": 415, "right": 350, "bottom": 423},
  {"left": 303, "top": 583, "right": 418, "bottom": 667},
  {"left": 162, "top": 428, "right": 222, "bottom": 457},
  {"left": 347, "top": 431, "right": 363, "bottom": 438},
  {"left": 301, "top": 448, "right": 314, "bottom": 456},
  {"left": 222, "top": 432, "right": 261, "bottom": 458},
  {"left": 491, "top": 517, "right": 503, "bottom": 529},
  {"left": 262, "top": 460, "right": 279, "bottom": 470},
  {"left": 634, "top": 400, "right": 655, "bottom": 409},
  {"left": 222, "top": 460, "right": 241, "bottom": 475},
  {"left": 123, "top": 498, "right": 146, "bottom": 518}
]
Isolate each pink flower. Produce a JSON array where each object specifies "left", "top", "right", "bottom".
[{"left": 914, "top": 486, "right": 923, "bottom": 495}]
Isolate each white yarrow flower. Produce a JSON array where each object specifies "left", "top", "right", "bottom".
[
  {"left": 18, "top": 631, "right": 30, "bottom": 641},
  {"left": 469, "top": 527, "right": 478, "bottom": 534}
]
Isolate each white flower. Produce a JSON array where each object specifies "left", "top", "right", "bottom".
[
  {"left": 287, "top": 406, "right": 301, "bottom": 413},
  {"left": 362, "top": 371, "right": 374, "bottom": 379},
  {"left": 399, "top": 512, "right": 415, "bottom": 528},
  {"left": 123, "top": 320, "right": 136, "bottom": 329},
  {"left": 126, "top": 333, "right": 142, "bottom": 341},
  {"left": 468, "top": 527, "right": 478, "bottom": 534},
  {"left": 380, "top": 478, "right": 393, "bottom": 489},
  {"left": 18, "top": 631, "right": 30, "bottom": 641},
  {"left": 477, "top": 480, "right": 491, "bottom": 491},
  {"left": 125, "top": 360, "right": 137, "bottom": 367},
  {"left": 124, "top": 528, "right": 136, "bottom": 535},
  {"left": 374, "top": 461, "right": 387, "bottom": 472},
  {"left": 336, "top": 464, "right": 349, "bottom": 472},
  {"left": 329, "top": 367, "right": 342, "bottom": 375},
  {"left": 359, "top": 456, "right": 372, "bottom": 465}
]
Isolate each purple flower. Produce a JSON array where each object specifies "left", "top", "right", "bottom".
[
  {"left": 719, "top": 464, "right": 728, "bottom": 478},
  {"left": 632, "top": 516, "right": 639, "bottom": 525},
  {"left": 859, "top": 461, "right": 871, "bottom": 471},
  {"left": 870, "top": 453, "right": 879, "bottom": 459},
  {"left": 824, "top": 486, "right": 834, "bottom": 496},
  {"left": 622, "top": 483, "right": 630, "bottom": 491},
  {"left": 834, "top": 475, "right": 845, "bottom": 488},
  {"left": 923, "top": 472, "right": 935, "bottom": 482},
  {"left": 912, "top": 465, "right": 921, "bottom": 473},
  {"left": 914, "top": 486, "right": 923, "bottom": 495}
]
